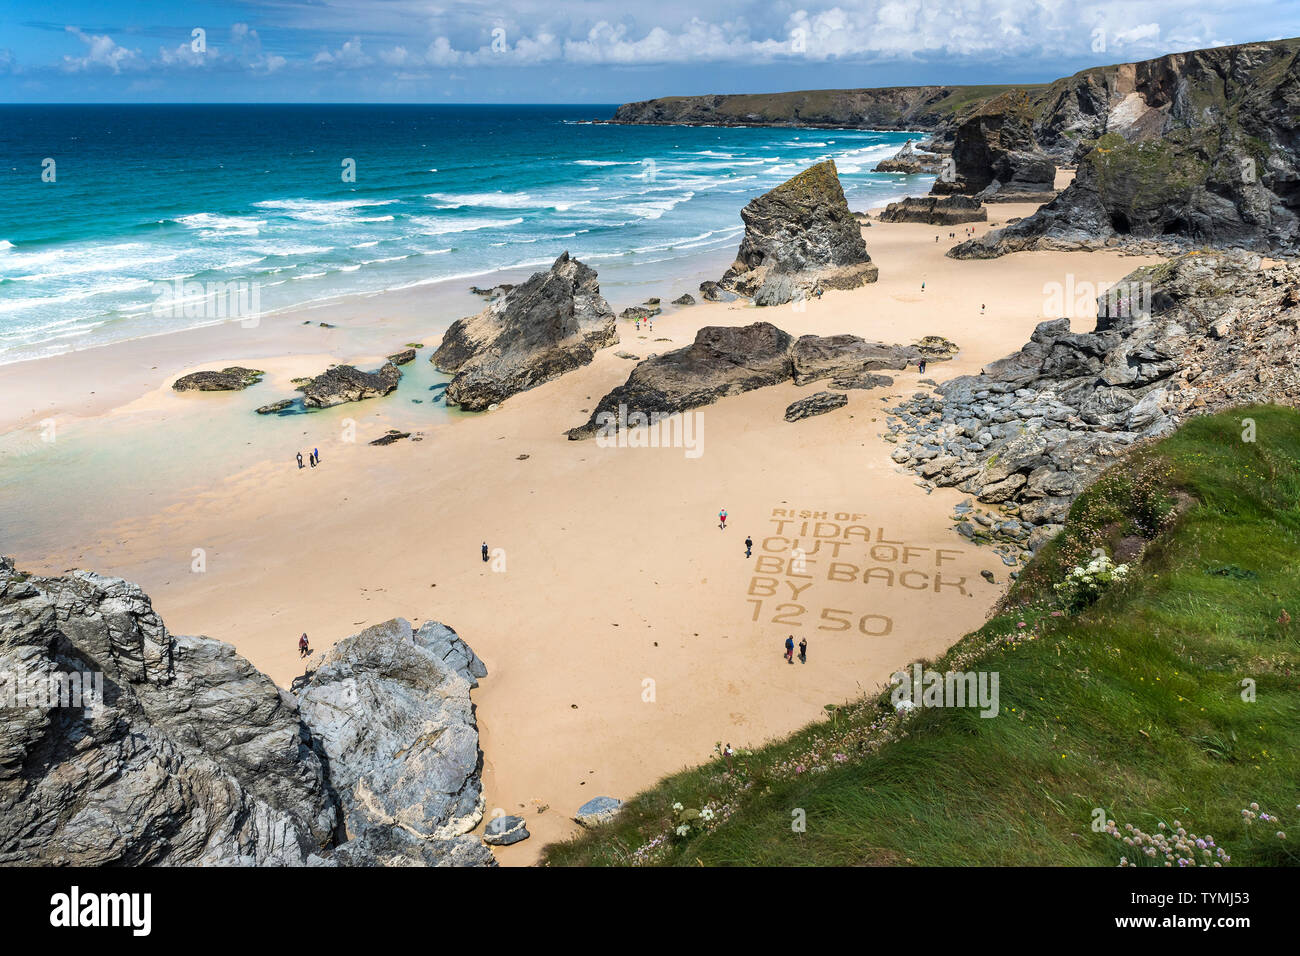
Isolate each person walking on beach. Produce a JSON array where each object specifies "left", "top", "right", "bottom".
[
  {"left": 918, "top": 358, "right": 927, "bottom": 375},
  {"left": 921, "top": 281, "right": 925, "bottom": 293},
  {"left": 299, "top": 633, "right": 311, "bottom": 658},
  {"left": 481, "top": 541, "right": 489, "bottom": 563},
  {"left": 784, "top": 635, "right": 795, "bottom": 664},
  {"left": 745, "top": 535, "right": 753, "bottom": 558},
  {"left": 296, "top": 452, "right": 303, "bottom": 470},
  {"left": 798, "top": 637, "right": 807, "bottom": 663},
  {"left": 718, "top": 508, "right": 728, "bottom": 530},
  {"left": 309, "top": 450, "right": 317, "bottom": 468},
  {"left": 314, "top": 447, "right": 321, "bottom": 463}
]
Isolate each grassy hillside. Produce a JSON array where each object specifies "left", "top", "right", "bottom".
[{"left": 545, "top": 406, "right": 1300, "bottom": 866}]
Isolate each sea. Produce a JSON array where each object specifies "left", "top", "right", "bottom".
[{"left": 0, "top": 104, "right": 934, "bottom": 365}]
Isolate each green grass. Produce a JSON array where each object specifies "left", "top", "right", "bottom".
[{"left": 544, "top": 406, "right": 1300, "bottom": 866}]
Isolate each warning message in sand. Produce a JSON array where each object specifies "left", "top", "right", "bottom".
[{"left": 747, "top": 506, "right": 972, "bottom": 637}]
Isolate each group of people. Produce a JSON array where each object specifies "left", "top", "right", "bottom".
[
  {"left": 295, "top": 447, "right": 322, "bottom": 470},
  {"left": 784, "top": 635, "right": 808, "bottom": 664},
  {"left": 634, "top": 317, "right": 654, "bottom": 332}
]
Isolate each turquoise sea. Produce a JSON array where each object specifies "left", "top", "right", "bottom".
[{"left": 0, "top": 104, "right": 933, "bottom": 363}]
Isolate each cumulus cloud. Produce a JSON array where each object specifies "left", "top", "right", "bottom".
[{"left": 62, "top": 26, "right": 140, "bottom": 73}]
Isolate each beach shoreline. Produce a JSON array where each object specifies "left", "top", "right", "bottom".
[{"left": 0, "top": 183, "right": 1164, "bottom": 866}]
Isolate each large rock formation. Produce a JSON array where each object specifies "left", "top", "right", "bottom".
[
  {"left": 298, "top": 363, "right": 403, "bottom": 408},
  {"left": 879, "top": 195, "right": 987, "bottom": 225},
  {"left": 719, "top": 161, "right": 878, "bottom": 305},
  {"left": 874, "top": 139, "right": 945, "bottom": 174},
  {"left": 951, "top": 40, "right": 1300, "bottom": 257},
  {"left": 172, "top": 367, "right": 265, "bottom": 392},
  {"left": 885, "top": 252, "right": 1300, "bottom": 557},
  {"left": 566, "top": 323, "right": 943, "bottom": 439},
  {"left": 930, "top": 91, "right": 1058, "bottom": 203},
  {"left": 432, "top": 252, "right": 618, "bottom": 411},
  {"left": 0, "top": 557, "right": 493, "bottom": 867}
]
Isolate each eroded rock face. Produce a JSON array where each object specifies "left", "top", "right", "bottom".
[
  {"left": 294, "top": 619, "right": 491, "bottom": 865},
  {"left": 173, "top": 367, "right": 265, "bottom": 392},
  {"left": 885, "top": 252, "right": 1300, "bottom": 558},
  {"left": 720, "top": 161, "right": 878, "bottom": 305},
  {"left": 879, "top": 195, "right": 987, "bottom": 225},
  {"left": 567, "top": 325, "right": 943, "bottom": 438},
  {"left": 432, "top": 252, "right": 618, "bottom": 411},
  {"left": 0, "top": 559, "right": 494, "bottom": 867},
  {"left": 299, "top": 363, "right": 403, "bottom": 408},
  {"left": 931, "top": 92, "right": 1058, "bottom": 203}
]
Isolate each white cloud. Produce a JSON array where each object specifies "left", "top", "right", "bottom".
[{"left": 62, "top": 27, "right": 140, "bottom": 73}]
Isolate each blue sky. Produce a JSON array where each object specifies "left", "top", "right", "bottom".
[{"left": 2, "top": 1, "right": 1297, "bottom": 104}]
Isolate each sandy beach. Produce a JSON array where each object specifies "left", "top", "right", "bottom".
[{"left": 0, "top": 187, "right": 1162, "bottom": 865}]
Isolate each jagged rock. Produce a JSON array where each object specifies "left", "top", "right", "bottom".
[
  {"left": 719, "top": 160, "right": 878, "bottom": 305},
  {"left": 874, "top": 139, "right": 945, "bottom": 174},
  {"left": 931, "top": 91, "right": 1057, "bottom": 202},
  {"left": 879, "top": 195, "right": 987, "bottom": 225},
  {"left": 621, "top": 305, "right": 660, "bottom": 321},
  {"left": 574, "top": 796, "right": 622, "bottom": 828},
  {"left": 469, "top": 284, "right": 514, "bottom": 299},
  {"left": 255, "top": 399, "right": 294, "bottom": 415},
  {"left": 386, "top": 348, "right": 417, "bottom": 366},
  {"left": 483, "top": 815, "right": 530, "bottom": 846},
  {"left": 785, "top": 391, "right": 848, "bottom": 422},
  {"left": 831, "top": 371, "right": 895, "bottom": 390},
  {"left": 295, "top": 619, "right": 492, "bottom": 865},
  {"left": 173, "top": 367, "right": 265, "bottom": 392},
  {"left": 369, "top": 430, "right": 411, "bottom": 446},
  {"left": 0, "top": 557, "right": 493, "bottom": 867},
  {"left": 672, "top": 293, "right": 696, "bottom": 306},
  {"left": 297, "top": 363, "right": 402, "bottom": 409},
  {"left": 432, "top": 252, "right": 618, "bottom": 411},
  {"left": 698, "top": 280, "right": 734, "bottom": 302},
  {"left": 567, "top": 323, "right": 794, "bottom": 438}
]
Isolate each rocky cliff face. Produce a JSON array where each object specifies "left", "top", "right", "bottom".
[
  {"left": 566, "top": 323, "right": 943, "bottom": 439},
  {"left": 432, "top": 252, "right": 618, "bottom": 411},
  {"left": 951, "top": 39, "right": 1300, "bottom": 256},
  {"left": 885, "top": 252, "right": 1300, "bottom": 559},
  {"left": 608, "top": 86, "right": 1024, "bottom": 138},
  {"left": 719, "top": 160, "right": 878, "bottom": 305},
  {"left": 0, "top": 558, "right": 493, "bottom": 867},
  {"left": 930, "top": 91, "right": 1058, "bottom": 203}
]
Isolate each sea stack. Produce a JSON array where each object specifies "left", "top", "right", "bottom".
[
  {"left": 432, "top": 251, "right": 618, "bottom": 411},
  {"left": 719, "top": 160, "right": 879, "bottom": 306}
]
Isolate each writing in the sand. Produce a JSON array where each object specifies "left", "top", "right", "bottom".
[{"left": 746, "top": 508, "right": 968, "bottom": 636}]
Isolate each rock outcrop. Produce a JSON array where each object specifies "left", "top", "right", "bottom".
[
  {"left": 0, "top": 557, "right": 493, "bottom": 867},
  {"left": 874, "top": 139, "right": 945, "bottom": 174},
  {"left": 172, "top": 367, "right": 265, "bottom": 392},
  {"left": 298, "top": 363, "right": 403, "bottom": 409},
  {"left": 432, "top": 252, "right": 618, "bottom": 411},
  {"left": 930, "top": 91, "right": 1058, "bottom": 203},
  {"left": 719, "top": 160, "right": 878, "bottom": 305},
  {"left": 885, "top": 252, "right": 1300, "bottom": 561},
  {"left": 879, "top": 195, "right": 988, "bottom": 225},
  {"left": 785, "top": 391, "right": 848, "bottom": 421},
  {"left": 567, "top": 324, "right": 943, "bottom": 439}
]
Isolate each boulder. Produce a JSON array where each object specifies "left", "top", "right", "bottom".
[
  {"left": 574, "top": 796, "right": 622, "bottom": 828},
  {"left": 785, "top": 391, "right": 849, "bottom": 421},
  {"left": 173, "top": 367, "right": 265, "bottom": 392},
  {"left": 483, "top": 815, "right": 530, "bottom": 846},
  {"left": 879, "top": 195, "right": 987, "bottom": 225},
  {"left": 369, "top": 430, "right": 411, "bottom": 446},
  {"left": 719, "top": 160, "right": 878, "bottom": 305},
  {"left": 297, "top": 363, "right": 402, "bottom": 409},
  {"left": 386, "top": 348, "right": 418, "bottom": 366},
  {"left": 672, "top": 293, "right": 696, "bottom": 306},
  {"left": 432, "top": 252, "right": 617, "bottom": 411}
]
